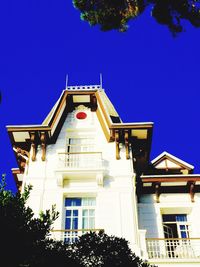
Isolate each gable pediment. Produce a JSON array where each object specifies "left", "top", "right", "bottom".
[
  {"left": 7, "top": 85, "right": 154, "bottom": 174},
  {"left": 151, "top": 151, "right": 194, "bottom": 172},
  {"left": 154, "top": 158, "right": 182, "bottom": 169}
]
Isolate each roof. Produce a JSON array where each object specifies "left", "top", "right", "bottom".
[
  {"left": 7, "top": 85, "right": 153, "bottom": 141},
  {"left": 42, "top": 91, "right": 64, "bottom": 125},
  {"left": 6, "top": 84, "right": 154, "bottom": 173},
  {"left": 98, "top": 90, "right": 120, "bottom": 119},
  {"left": 151, "top": 151, "right": 194, "bottom": 170}
]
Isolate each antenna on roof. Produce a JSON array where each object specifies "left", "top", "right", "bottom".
[
  {"left": 100, "top": 73, "right": 103, "bottom": 89},
  {"left": 65, "top": 74, "right": 68, "bottom": 90}
]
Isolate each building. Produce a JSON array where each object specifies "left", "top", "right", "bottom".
[{"left": 7, "top": 85, "right": 200, "bottom": 267}]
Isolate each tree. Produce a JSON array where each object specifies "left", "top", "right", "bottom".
[
  {"left": 0, "top": 174, "right": 156, "bottom": 267},
  {"left": 69, "top": 230, "right": 155, "bottom": 267},
  {"left": 73, "top": 0, "right": 200, "bottom": 34},
  {"left": 0, "top": 174, "right": 78, "bottom": 267}
]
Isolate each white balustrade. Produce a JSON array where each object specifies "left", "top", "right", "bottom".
[
  {"left": 57, "top": 152, "right": 103, "bottom": 169},
  {"left": 146, "top": 238, "right": 200, "bottom": 259},
  {"left": 51, "top": 229, "right": 103, "bottom": 244}
]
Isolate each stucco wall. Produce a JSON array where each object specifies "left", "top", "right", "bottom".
[
  {"left": 138, "top": 193, "right": 200, "bottom": 238},
  {"left": 22, "top": 106, "right": 140, "bottom": 253}
]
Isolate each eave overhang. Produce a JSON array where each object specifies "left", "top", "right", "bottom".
[
  {"left": 140, "top": 174, "right": 200, "bottom": 203},
  {"left": 12, "top": 168, "right": 23, "bottom": 192},
  {"left": 141, "top": 174, "right": 200, "bottom": 183},
  {"left": 6, "top": 86, "right": 154, "bottom": 172}
]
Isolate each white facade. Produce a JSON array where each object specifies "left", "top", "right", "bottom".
[{"left": 7, "top": 86, "right": 200, "bottom": 266}]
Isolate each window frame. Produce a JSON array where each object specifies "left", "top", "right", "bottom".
[
  {"left": 64, "top": 197, "right": 96, "bottom": 231},
  {"left": 162, "top": 214, "right": 191, "bottom": 239}
]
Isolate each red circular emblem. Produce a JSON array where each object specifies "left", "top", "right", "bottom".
[{"left": 76, "top": 112, "right": 87, "bottom": 120}]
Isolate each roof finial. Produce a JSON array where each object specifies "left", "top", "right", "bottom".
[
  {"left": 65, "top": 74, "right": 68, "bottom": 90},
  {"left": 100, "top": 73, "right": 103, "bottom": 89}
]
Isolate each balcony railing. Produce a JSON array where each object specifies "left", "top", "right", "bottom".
[
  {"left": 51, "top": 229, "right": 103, "bottom": 244},
  {"left": 146, "top": 238, "right": 200, "bottom": 259},
  {"left": 57, "top": 152, "right": 103, "bottom": 169}
]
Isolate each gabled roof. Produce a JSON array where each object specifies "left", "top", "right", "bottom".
[
  {"left": 42, "top": 93, "right": 64, "bottom": 125},
  {"left": 7, "top": 85, "right": 153, "bottom": 143},
  {"left": 41, "top": 87, "right": 121, "bottom": 126},
  {"left": 6, "top": 84, "right": 154, "bottom": 174},
  {"left": 151, "top": 151, "right": 194, "bottom": 171},
  {"left": 141, "top": 152, "right": 197, "bottom": 202}
]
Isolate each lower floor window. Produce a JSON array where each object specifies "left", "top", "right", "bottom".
[
  {"left": 162, "top": 214, "right": 190, "bottom": 238},
  {"left": 64, "top": 197, "right": 96, "bottom": 242},
  {"left": 162, "top": 214, "right": 192, "bottom": 258}
]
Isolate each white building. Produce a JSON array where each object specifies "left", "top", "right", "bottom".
[{"left": 7, "top": 85, "right": 200, "bottom": 266}]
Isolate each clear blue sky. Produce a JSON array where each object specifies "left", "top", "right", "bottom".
[{"left": 0, "top": 1, "right": 200, "bottom": 192}]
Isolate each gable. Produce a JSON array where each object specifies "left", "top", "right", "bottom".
[
  {"left": 151, "top": 151, "right": 194, "bottom": 172},
  {"left": 7, "top": 85, "right": 153, "bottom": 175},
  {"left": 155, "top": 159, "right": 182, "bottom": 169}
]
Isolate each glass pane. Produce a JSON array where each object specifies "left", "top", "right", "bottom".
[
  {"left": 82, "top": 198, "right": 88, "bottom": 206},
  {"left": 162, "top": 215, "right": 176, "bottom": 222},
  {"left": 82, "top": 209, "right": 88, "bottom": 216},
  {"left": 82, "top": 217, "right": 88, "bottom": 229},
  {"left": 89, "top": 209, "right": 95, "bottom": 216},
  {"left": 88, "top": 198, "right": 96, "bottom": 206},
  {"left": 64, "top": 237, "right": 70, "bottom": 244},
  {"left": 82, "top": 198, "right": 95, "bottom": 206},
  {"left": 162, "top": 214, "right": 187, "bottom": 222},
  {"left": 66, "top": 210, "right": 71, "bottom": 216},
  {"left": 72, "top": 217, "right": 78, "bottom": 229},
  {"left": 65, "top": 198, "right": 81, "bottom": 207},
  {"left": 89, "top": 218, "right": 95, "bottom": 229},
  {"left": 65, "top": 218, "right": 71, "bottom": 229},
  {"left": 181, "top": 231, "right": 187, "bottom": 238},
  {"left": 176, "top": 215, "right": 187, "bottom": 222},
  {"left": 180, "top": 225, "right": 186, "bottom": 230},
  {"left": 73, "top": 210, "right": 78, "bottom": 216}
]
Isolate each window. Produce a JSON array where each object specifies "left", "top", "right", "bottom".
[
  {"left": 162, "top": 214, "right": 190, "bottom": 239},
  {"left": 66, "top": 137, "right": 95, "bottom": 153},
  {"left": 64, "top": 197, "right": 96, "bottom": 243},
  {"left": 162, "top": 214, "right": 193, "bottom": 258},
  {"left": 64, "top": 137, "right": 101, "bottom": 169}
]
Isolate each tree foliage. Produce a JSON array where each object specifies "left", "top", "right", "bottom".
[
  {"left": 69, "top": 230, "right": 155, "bottom": 267},
  {"left": 0, "top": 174, "right": 155, "bottom": 267},
  {"left": 73, "top": 0, "right": 200, "bottom": 34},
  {"left": 0, "top": 174, "right": 77, "bottom": 267}
]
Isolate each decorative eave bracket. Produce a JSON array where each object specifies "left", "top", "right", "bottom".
[
  {"left": 115, "top": 130, "right": 120, "bottom": 160},
  {"left": 40, "top": 132, "right": 46, "bottom": 161},
  {"left": 114, "top": 129, "right": 131, "bottom": 160},
  {"left": 124, "top": 129, "right": 130, "bottom": 160},
  {"left": 141, "top": 175, "right": 200, "bottom": 203},
  {"left": 30, "top": 132, "right": 37, "bottom": 161},
  {"left": 13, "top": 146, "right": 30, "bottom": 173},
  {"left": 188, "top": 181, "right": 195, "bottom": 202},
  {"left": 30, "top": 131, "right": 48, "bottom": 161},
  {"left": 154, "top": 182, "right": 161, "bottom": 203}
]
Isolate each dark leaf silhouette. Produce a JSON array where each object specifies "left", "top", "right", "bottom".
[{"left": 73, "top": 0, "right": 200, "bottom": 34}]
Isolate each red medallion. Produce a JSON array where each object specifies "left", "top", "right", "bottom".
[{"left": 76, "top": 112, "right": 87, "bottom": 120}]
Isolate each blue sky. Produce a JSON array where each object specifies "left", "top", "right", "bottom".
[{"left": 0, "top": 1, "right": 200, "bottom": 191}]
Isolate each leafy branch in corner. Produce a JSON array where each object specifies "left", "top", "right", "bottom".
[{"left": 73, "top": 0, "right": 200, "bottom": 34}]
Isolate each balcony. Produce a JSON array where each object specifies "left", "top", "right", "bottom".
[
  {"left": 57, "top": 152, "right": 103, "bottom": 170},
  {"left": 51, "top": 229, "right": 103, "bottom": 244},
  {"left": 146, "top": 238, "right": 200, "bottom": 259},
  {"left": 55, "top": 151, "right": 105, "bottom": 186}
]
